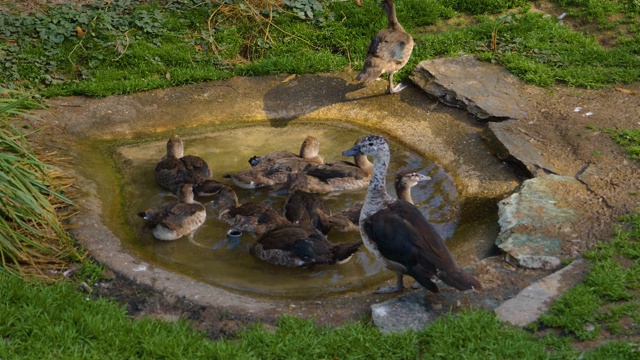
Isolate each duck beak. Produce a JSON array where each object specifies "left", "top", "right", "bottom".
[
  {"left": 342, "top": 144, "right": 363, "bottom": 157},
  {"left": 418, "top": 174, "right": 431, "bottom": 182}
]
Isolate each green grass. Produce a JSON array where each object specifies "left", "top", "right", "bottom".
[
  {"left": 1, "top": 0, "right": 639, "bottom": 96},
  {"left": 0, "top": 274, "right": 582, "bottom": 359},
  {"left": 540, "top": 213, "right": 640, "bottom": 342},
  {"left": 607, "top": 128, "right": 640, "bottom": 160}
]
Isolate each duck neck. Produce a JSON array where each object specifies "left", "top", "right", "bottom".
[
  {"left": 218, "top": 188, "right": 239, "bottom": 216},
  {"left": 355, "top": 155, "right": 374, "bottom": 175},
  {"left": 361, "top": 151, "right": 393, "bottom": 219},
  {"left": 396, "top": 183, "right": 413, "bottom": 203},
  {"left": 383, "top": 0, "right": 403, "bottom": 31}
]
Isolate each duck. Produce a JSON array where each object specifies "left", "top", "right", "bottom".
[
  {"left": 328, "top": 170, "right": 430, "bottom": 232},
  {"left": 293, "top": 137, "right": 374, "bottom": 194},
  {"left": 249, "top": 224, "right": 362, "bottom": 267},
  {"left": 341, "top": 135, "right": 481, "bottom": 294},
  {"left": 284, "top": 171, "right": 332, "bottom": 235},
  {"left": 137, "top": 183, "right": 206, "bottom": 241},
  {"left": 248, "top": 135, "right": 324, "bottom": 167},
  {"left": 356, "top": 0, "right": 414, "bottom": 94},
  {"left": 212, "top": 186, "right": 290, "bottom": 236},
  {"left": 225, "top": 136, "right": 324, "bottom": 190},
  {"left": 155, "top": 134, "right": 225, "bottom": 196}
]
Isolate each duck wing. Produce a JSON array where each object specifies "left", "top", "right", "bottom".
[
  {"left": 328, "top": 201, "right": 363, "bottom": 232},
  {"left": 180, "top": 155, "right": 211, "bottom": 179},
  {"left": 254, "top": 225, "right": 359, "bottom": 266},
  {"left": 285, "top": 191, "right": 332, "bottom": 235},
  {"left": 363, "top": 200, "right": 480, "bottom": 292},
  {"left": 252, "top": 225, "right": 330, "bottom": 266},
  {"left": 304, "top": 161, "right": 368, "bottom": 182},
  {"left": 162, "top": 203, "right": 206, "bottom": 231},
  {"left": 155, "top": 158, "right": 186, "bottom": 191},
  {"left": 357, "top": 30, "right": 409, "bottom": 81}
]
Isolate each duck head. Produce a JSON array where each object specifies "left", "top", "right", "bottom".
[
  {"left": 177, "top": 183, "right": 196, "bottom": 203},
  {"left": 342, "top": 134, "right": 389, "bottom": 159},
  {"left": 395, "top": 171, "right": 430, "bottom": 189},
  {"left": 166, "top": 134, "right": 185, "bottom": 159},
  {"left": 299, "top": 135, "right": 321, "bottom": 159}
]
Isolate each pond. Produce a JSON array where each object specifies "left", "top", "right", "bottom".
[{"left": 113, "top": 123, "right": 459, "bottom": 298}]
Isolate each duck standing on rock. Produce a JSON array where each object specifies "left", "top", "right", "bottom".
[
  {"left": 250, "top": 224, "right": 362, "bottom": 267},
  {"left": 138, "top": 183, "right": 206, "bottom": 241},
  {"left": 357, "top": 0, "right": 414, "bottom": 94},
  {"left": 155, "top": 134, "right": 225, "bottom": 196},
  {"left": 328, "top": 170, "right": 430, "bottom": 232},
  {"left": 341, "top": 135, "right": 481, "bottom": 294}
]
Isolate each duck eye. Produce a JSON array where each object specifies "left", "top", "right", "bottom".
[{"left": 368, "top": 142, "right": 374, "bottom": 146}]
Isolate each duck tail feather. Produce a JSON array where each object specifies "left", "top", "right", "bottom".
[
  {"left": 332, "top": 241, "right": 363, "bottom": 262},
  {"left": 437, "top": 269, "right": 482, "bottom": 291}
]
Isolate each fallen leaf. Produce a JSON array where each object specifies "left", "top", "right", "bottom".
[
  {"left": 165, "top": 72, "right": 171, "bottom": 80},
  {"left": 615, "top": 87, "right": 638, "bottom": 95},
  {"left": 76, "top": 26, "right": 85, "bottom": 37},
  {"left": 194, "top": 44, "right": 203, "bottom": 51},
  {"left": 282, "top": 74, "right": 296, "bottom": 83}
]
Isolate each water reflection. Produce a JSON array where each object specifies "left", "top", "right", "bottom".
[{"left": 116, "top": 124, "right": 459, "bottom": 298}]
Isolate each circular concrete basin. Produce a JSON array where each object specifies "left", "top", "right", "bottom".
[{"left": 36, "top": 73, "right": 519, "bottom": 319}]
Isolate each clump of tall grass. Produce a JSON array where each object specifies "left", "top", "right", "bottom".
[{"left": 0, "top": 88, "right": 83, "bottom": 278}]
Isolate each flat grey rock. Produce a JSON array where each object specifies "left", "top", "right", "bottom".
[
  {"left": 371, "top": 290, "right": 435, "bottom": 333},
  {"left": 482, "top": 120, "right": 557, "bottom": 177},
  {"left": 495, "top": 259, "right": 588, "bottom": 326},
  {"left": 410, "top": 55, "right": 530, "bottom": 121}
]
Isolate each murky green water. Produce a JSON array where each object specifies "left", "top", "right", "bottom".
[{"left": 115, "top": 124, "right": 458, "bottom": 298}]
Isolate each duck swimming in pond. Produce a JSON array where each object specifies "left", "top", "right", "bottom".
[
  {"left": 138, "top": 183, "right": 206, "bottom": 241},
  {"left": 342, "top": 135, "right": 481, "bottom": 294},
  {"left": 357, "top": 0, "right": 414, "bottom": 94},
  {"left": 250, "top": 224, "right": 362, "bottom": 267},
  {"left": 328, "top": 170, "right": 430, "bottom": 232},
  {"left": 225, "top": 136, "right": 324, "bottom": 190},
  {"left": 248, "top": 135, "right": 324, "bottom": 167},
  {"left": 293, "top": 137, "right": 374, "bottom": 194},
  {"left": 284, "top": 171, "right": 332, "bottom": 235},
  {"left": 155, "top": 134, "right": 225, "bottom": 196},
  {"left": 213, "top": 186, "right": 290, "bottom": 236}
]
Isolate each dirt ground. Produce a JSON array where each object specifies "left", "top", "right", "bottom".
[
  {"left": 81, "top": 78, "right": 640, "bottom": 342},
  {"left": 5, "top": 0, "right": 640, "bottom": 348}
]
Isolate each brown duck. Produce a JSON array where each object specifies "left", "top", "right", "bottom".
[
  {"left": 284, "top": 172, "right": 332, "bottom": 235},
  {"left": 138, "top": 183, "right": 206, "bottom": 241},
  {"left": 357, "top": 0, "right": 414, "bottom": 94},
  {"left": 250, "top": 224, "right": 362, "bottom": 267},
  {"left": 213, "top": 186, "right": 290, "bottom": 236},
  {"left": 225, "top": 135, "right": 324, "bottom": 190},
  {"left": 154, "top": 134, "right": 225, "bottom": 196}
]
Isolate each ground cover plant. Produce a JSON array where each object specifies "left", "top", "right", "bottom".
[
  {"left": 0, "top": 89, "right": 85, "bottom": 278},
  {"left": 0, "top": 0, "right": 638, "bottom": 97}
]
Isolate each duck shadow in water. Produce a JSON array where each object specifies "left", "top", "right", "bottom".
[{"left": 263, "top": 74, "right": 384, "bottom": 127}]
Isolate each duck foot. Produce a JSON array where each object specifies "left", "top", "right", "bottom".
[
  {"left": 388, "top": 83, "right": 407, "bottom": 94},
  {"left": 374, "top": 284, "right": 404, "bottom": 294},
  {"left": 374, "top": 273, "right": 404, "bottom": 294}
]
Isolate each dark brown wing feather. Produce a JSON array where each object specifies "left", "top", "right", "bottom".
[{"left": 363, "top": 200, "right": 480, "bottom": 292}]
